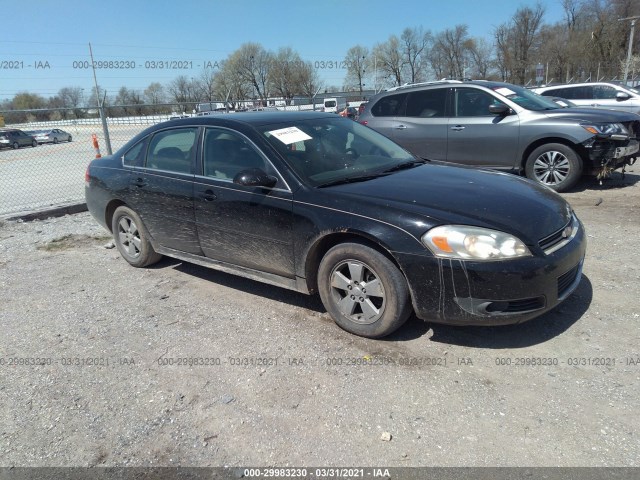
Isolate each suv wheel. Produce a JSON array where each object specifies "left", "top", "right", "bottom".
[
  {"left": 525, "top": 143, "right": 582, "bottom": 192},
  {"left": 12, "top": 141, "right": 19, "bottom": 149},
  {"left": 111, "top": 206, "right": 162, "bottom": 268},
  {"left": 318, "top": 242, "right": 412, "bottom": 338}
]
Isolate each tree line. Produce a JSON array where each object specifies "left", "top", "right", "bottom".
[{"left": 1, "top": 0, "right": 637, "bottom": 123}]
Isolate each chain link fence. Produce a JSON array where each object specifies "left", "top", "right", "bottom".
[{"left": 0, "top": 101, "right": 329, "bottom": 216}]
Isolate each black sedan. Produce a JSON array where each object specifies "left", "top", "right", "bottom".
[{"left": 85, "top": 112, "right": 586, "bottom": 338}]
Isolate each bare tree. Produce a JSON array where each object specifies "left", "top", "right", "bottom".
[
  {"left": 297, "top": 61, "right": 323, "bottom": 102},
  {"left": 467, "top": 38, "right": 494, "bottom": 79},
  {"left": 432, "top": 25, "right": 472, "bottom": 79},
  {"left": 344, "top": 45, "right": 370, "bottom": 93},
  {"left": 198, "top": 68, "right": 219, "bottom": 102},
  {"left": 227, "top": 43, "right": 273, "bottom": 103},
  {"left": 144, "top": 82, "right": 165, "bottom": 105},
  {"left": 400, "top": 27, "right": 432, "bottom": 83},
  {"left": 270, "top": 47, "right": 305, "bottom": 103},
  {"left": 495, "top": 4, "right": 545, "bottom": 84},
  {"left": 167, "top": 76, "right": 199, "bottom": 111},
  {"left": 213, "top": 60, "right": 251, "bottom": 109},
  {"left": 373, "top": 36, "right": 404, "bottom": 87}
]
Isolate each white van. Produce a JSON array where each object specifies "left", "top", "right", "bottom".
[
  {"left": 533, "top": 82, "right": 640, "bottom": 114},
  {"left": 323, "top": 97, "right": 347, "bottom": 113}
]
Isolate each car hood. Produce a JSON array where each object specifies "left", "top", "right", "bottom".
[
  {"left": 322, "top": 164, "right": 572, "bottom": 244},
  {"left": 542, "top": 107, "right": 640, "bottom": 123}
]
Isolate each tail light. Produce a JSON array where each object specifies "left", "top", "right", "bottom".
[
  {"left": 360, "top": 120, "right": 368, "bottom": 126},
  {"left": 84, "top": 166, "right": 90, "bottom": 184}
]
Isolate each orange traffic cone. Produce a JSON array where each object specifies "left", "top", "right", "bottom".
[{"left": 92, "top": 134, "right": 102, "bottom": 158}]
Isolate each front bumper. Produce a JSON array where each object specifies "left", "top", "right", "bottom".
[
  {"left": 584, "top": 138, "right": 639, "bottom": 174},
  {"left": 394, "top": 220, "right": 587, "bottom": 326}
]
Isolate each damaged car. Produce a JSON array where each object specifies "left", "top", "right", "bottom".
[
  {"left": 358, "top": 80, "right": 639, "bottom": 192},
  {"left": 86, "top": 112, "right": 586, "bottom": 338}
]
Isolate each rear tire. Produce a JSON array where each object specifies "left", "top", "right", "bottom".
[
  {"left": 12, "top": 142, "right": 18, "bottom": 149},
  {"left": 111, "top": 206, "right": 162, "bottom": 268},
  {"left": 68, "top": 135, "right": 72, "bottom": 142},
  {"left": 32, "top": 140, "right": 37, "bottom": 147},
  {"left": 53, "top": 137, "right": 59, "bottom": 144},
  {"left": 318, "top": 242, "right": 412, "bottom": 338},
  {"left": 525, "top": 143, "right": 582, "bottom": 192}
]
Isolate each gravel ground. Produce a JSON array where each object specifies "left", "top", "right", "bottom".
[{"left": 1, "top": 167, "right": 639, "bottom": 468}]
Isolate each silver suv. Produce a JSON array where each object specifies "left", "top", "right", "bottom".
[
  {"left": 358, "top": 80, "right": 639, "bottom": 192},
  {"left": 533, "top": 82, "right": 640, "bottom": 115}
]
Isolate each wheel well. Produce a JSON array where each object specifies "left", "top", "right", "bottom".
[
  {"left": 521, "top": 138, "right": 585, "bottom": 170},
  {"left": 304, "top": 232, "right": 404, "bottom": 294},
  {"left": 104, "top": 200, "right": 127, "bottom": 232}
]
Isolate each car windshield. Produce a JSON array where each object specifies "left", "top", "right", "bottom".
[
  {"left": 621, "top": 85, "right": 639, "bottom": 95},
  {"left": 258, "top": 117, "right": 416, "bottom": 187},
  {"left": 490, "top": 84, "right": 560, "bottom": 111}
]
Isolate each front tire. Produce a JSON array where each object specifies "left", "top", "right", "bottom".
[
  {"left": 12, "top": 142, "right": 19, "bottom": 149},
  {"left": 318, "top": 243, "right": 412, "bottom": 338},
  {"left": 111, "top": 206, "right": 162, "bottom": 268},
  {"left": 31, "top": 140, "right": 37, "bottom": 147},
  {"left": 525, "top": 143, "right": 582, "bottom": 192}
]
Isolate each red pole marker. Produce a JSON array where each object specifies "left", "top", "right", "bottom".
[{"left": 92, "top": 134, "right": 102, "bottom": 158}]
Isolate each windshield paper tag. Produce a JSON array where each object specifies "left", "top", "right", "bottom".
[
  {"left": 494, "top": 87, "right": 516, "bottom": 97},
  {"left": 268, "top": 127, "right": 312, "bottom": 145}
]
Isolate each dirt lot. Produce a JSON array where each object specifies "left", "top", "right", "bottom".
[{"left": 1, "top": 167, "right": 639, "bottom": 469}]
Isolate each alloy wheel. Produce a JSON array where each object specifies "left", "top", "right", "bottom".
[
  {"left": 117, "top": 216, "right": 142, "bottom": 259},
  {"left": 533, "top": 150, "right": 571, "bottom": 186},
  {"left": 329, "top": 260, "right": 386, "bottom": 324}
]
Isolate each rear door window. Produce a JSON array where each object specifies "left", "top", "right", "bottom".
[{"left": 405, "top": 89, "right": 447, "bottom": 117}]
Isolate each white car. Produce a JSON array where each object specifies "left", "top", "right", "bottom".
[
  {"left": 533, "top": 82, "right": 640, "bottom": 114},
  {"left": 34, "top": 128, "right": 72, "bottom": 144}
]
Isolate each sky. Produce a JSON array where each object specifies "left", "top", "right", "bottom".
[{"left": 0, "top": 0, "right": 567, "bottom": 101}]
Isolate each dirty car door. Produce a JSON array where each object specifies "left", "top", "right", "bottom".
[
  {"left": 132, "top": 127, "right": 202, "bottom": 255},
  {"left": 194, "top": 127, "right": 294, "bottom": 277}
]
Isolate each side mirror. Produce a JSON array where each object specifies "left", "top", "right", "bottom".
[
  {"left": 489, "top": 104, "right": 510, "bottom": 115},
  {"left": 233, "top": 168, "right": 278, "bottom": 188},
  {"left": 616, "top": 91, "right": 631, "bottom": 101}
]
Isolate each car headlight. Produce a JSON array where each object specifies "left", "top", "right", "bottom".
[
  {"left": 422, "top": 225, "right": 531, "bottom": 261},
  {"left": 581, "top": 123, "right": 628, "bottom": 136}
]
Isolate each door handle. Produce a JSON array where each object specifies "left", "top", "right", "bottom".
[
  {"left": 131, "top": 177, "right": 147, "bottom": 187},
  {"left": 450, "top": 125, "right": 465, "bottom": 131},
  {"left": 590, "top": 103, "right": 600, "bottom": 107},
  {"left": 394, "top": 124, "right": 407, "bottom": 130},
  {"left": 201, "top": 189, "right": 217, "bottom": 201}
]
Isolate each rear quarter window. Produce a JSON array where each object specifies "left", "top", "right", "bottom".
[{"left": 371, "top": 93, "right": 407, "bottom": 117}]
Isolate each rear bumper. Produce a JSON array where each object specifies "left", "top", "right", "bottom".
[{"left": 394, "top": 221, "right": 587, "bottom": 326}]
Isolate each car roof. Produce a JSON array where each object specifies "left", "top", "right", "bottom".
[
  {"left": 374, "top": 80, "right": 521, "bottom": 97},
  {"left": 536, "top": 82, "right": 626, "bottom": 89},
  {"left": 163, "top": 110, "right": 336, "bottom": 127}
]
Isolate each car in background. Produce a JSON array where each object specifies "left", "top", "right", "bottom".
[
  {"left": 358, "top": 101, "right": 368, "bottom": 117},
  {"left": 339, "top": 106, "right": 358, "bottom": 119},
  {"left": 533, "top": 82, "right": 640, "bottom": 114},
  {"left": 358, "top": 80, "right": 640, "bottom": 192},
  {"left": 549, "top": 97, "right": 577, "bottom": 108},
  {"left": 33, "top": 128, "right": 72, "bottom": 144},
  {"left": 0, "top": 129, "right": 38, "bottom": 149},
  {"left": 86, "top": 112, "right": 586, "bottom": 338}
]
